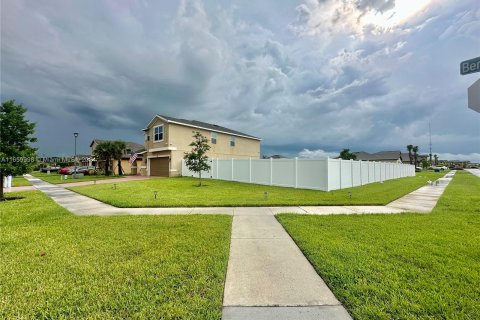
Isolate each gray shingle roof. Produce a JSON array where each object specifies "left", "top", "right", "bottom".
[
  {"left": 90, "top": 139, "right": 145, "bottom": 153},
  {"left": 149, "top": 115, "right": 261, "bottom": 140},
  {"left": 353, "top": 151, "right": 402, "bottom": 161}
]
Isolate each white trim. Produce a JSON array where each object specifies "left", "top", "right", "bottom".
[
  {"left": 140, "top": 166, "right": 147, "bottom": 169},
  {"left": 153, "top": 124, "right": 164, "bottom": 142},
  {"left": 143, "top": 115, "right": 262, "bottom": 141},
  {"left": 136, "top": 151, "right": 147, "bottom": 155},
  {"left": 147, "top": 155, "right": 171, "bottom": 159},
  {"left": 149, "top": 147, "right": 177, "bottom": 152}
]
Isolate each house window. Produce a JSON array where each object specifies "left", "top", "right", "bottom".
[
  {"left": 153, "top": 125, "right": 164, "bottom": 142},
  {"left": 230, "top": 136, "right": 236, "bottom": 147},
  {"left": 211, "top": 132, "right": 217, "bottom": 144},
  {"left": 144, "top": 134, "right": 150, "bottom": 141}
]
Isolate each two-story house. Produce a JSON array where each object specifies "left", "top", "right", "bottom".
[{"left": 142, "top": 115, "right": 261, "bottom": 177}]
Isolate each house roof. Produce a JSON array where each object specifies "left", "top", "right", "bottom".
[
  {"left": 90, "top": 139, "right": 145, "bottom": 153},
  {"left": 143, "top": 115, "right": 262, "bottom": 141},
  {"left": 353, "top": 151, "right": 402, "bottom": 161}
]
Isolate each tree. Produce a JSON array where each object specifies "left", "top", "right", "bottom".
[
  {"left": 93, "top": 140, "right": 127, "bottom": 176},
  {"left": 0, "top": 100, "right": 37, "bottom": 201},
  {"left": 412, "top": 145, "right": 419, "bottom": 167},
  {"left": 339, "top": 149, "right": 357, "bottom": 160},
  {"left": 184, "top": 131, "right": 211, "bottom": 186},
  {"left": 434, "top": 154, "right": 438, "bottom": 165},
  {"left": 111, "top": 141, "right": 127, "bottom": 176},
  {"left": 406, "top": 144, "right": 414, "bottom": 165}
]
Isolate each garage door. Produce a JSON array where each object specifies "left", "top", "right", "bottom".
[{"left": 150, "top": 157, "right": 169, "bottom": 177}]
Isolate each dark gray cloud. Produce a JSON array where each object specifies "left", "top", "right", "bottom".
[{"left": 1, "top": 0, "right": 479, "bottom": 161}]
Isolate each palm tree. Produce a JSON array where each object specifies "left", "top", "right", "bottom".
[
  {"left": 412, "top": 146, "right": 419, "bottom": 167},
  {"left": 93, "top": 140, "right": 126, "bottom": 176},
  {"left": 111, "top": 141, "right": 127, "bottom": 175},
  {"left": 434, "top": 154, "right": 438, "bottom": 165},
  {"left": 406, "top": 145, "right": 414, "bottom": 165}
]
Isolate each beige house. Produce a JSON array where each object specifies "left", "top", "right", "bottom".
[
  {"left": 90, "top": 140, "right": 145, "bottom": 175},
  {"left": 143, "top": 115, "right": 261, "bottom": 177}
]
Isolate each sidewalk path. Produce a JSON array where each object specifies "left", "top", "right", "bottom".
[
  {"left": 465, "top": 169, "right": 480, "bottom": 178},
  {"left": 3, "top": 186, "right": 35, "bottom": 193},
  {"left": 23, "top": 172, "right": 455, "bottom": 320}
]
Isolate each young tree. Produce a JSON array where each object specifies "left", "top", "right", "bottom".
[
  {"left": 0, "top": 100, "right": 37, "bottom": 201},
  {"left": 434, "top": 154, "right": 439, "bottom": 165},
  {"left": 406, "top": 144, "right": 414, "bottom": 164},
  {"left": 412, "top": 145, "right": 419, "bottom": 167},
  {"left": 93, "top": 141, "right": 113, "bottom": 176},
  {"left": 184, "top": 131, "right": 211, "bottom": 186},
  {"left": 339, "top": 148, "right": 357, "bottom": 160}
]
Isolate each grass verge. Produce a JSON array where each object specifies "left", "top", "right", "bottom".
[
  {"left": 68, "top": 172, "right": 444, "bottom": 207},
  {"left": 31, "top": 171, "right": 125, "bottom": 184},
  {"left": 277, "top": 171, "right": 480, "bottom": 319},
  {"left": 0, "top": 191, "right": 232, "bottom": 319},
  {"left": 12, "top": 176, "right": 31, "bottom": 187}
]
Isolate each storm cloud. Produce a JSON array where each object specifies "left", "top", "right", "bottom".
[{"left": 1, "top": 0, "right": 479, "bottom": 161}]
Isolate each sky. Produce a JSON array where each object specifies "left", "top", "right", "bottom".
[{"left": 1, "top": 0, "right": 479, "bottom": 161}]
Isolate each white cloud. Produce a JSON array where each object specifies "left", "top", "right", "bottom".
[
  {"left": 437, "top": 153, "right": 480, "bottom": 163},
  {"left": 298, "top": 149, "right": 339, "bottom": 159}
]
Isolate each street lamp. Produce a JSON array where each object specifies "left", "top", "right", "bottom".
[{"left": 74, "top": 132, "right": 79, "bottom": 177}]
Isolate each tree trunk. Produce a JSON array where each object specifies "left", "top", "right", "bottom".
[
  {"left": 0, "top": 171, "right": 4, "bottom": 201},
  {"left": 199, "top": 171, "right": 202, "bottom": 187},
  {"left": 105, "top": 158, "right": 110, "bottom": 176},
  {"left": 118, "top": 159, "right": 123, "bottom": 176}
]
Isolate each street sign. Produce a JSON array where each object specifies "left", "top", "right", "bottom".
[
  {"left": 460, "top": 56, "right": 480, "bottom": 75},
  {"left": 468, "top": 79, "right": 480, "bottom": 113}
]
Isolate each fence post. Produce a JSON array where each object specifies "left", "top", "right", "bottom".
[
  {"left": 351, "top": 159, "right": 354, "bottom": 188},
  {"left": 270, "top": 157, "right": 273, "bottom": 185},
  {"left": 326, "top": 158, "right": 330, "bottom": 191},
  {"left": 249, "top": 157, "right": 252, "bottom": 183},
  {"left": 231, "top": 158, "right": 234, "bottom": 181},
  {"left": 339, "top": 159, "right": 342, "bottom": 189},
  {"left": 359, "top": 160, "right": 363, "bottom": 186},
  {"left": 294, "top": 157, "right": 298, "bottom": 188}
]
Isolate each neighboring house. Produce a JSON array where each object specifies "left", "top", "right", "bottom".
[
  {"left": 143, "top": 115, "right": 261, "bottom": 177},
  {"left": 400, "top": 152, "right": 429, "bottom": 164},
  {"left": 90, "top": 139, "right": 145, "bottom": 175},
  {"left": 353, "top": 151, "right": 403, "bottom": 163}
]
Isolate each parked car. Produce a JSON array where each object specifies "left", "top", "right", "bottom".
[
  {"left": 40, "top": 166, "right": 60, "bottom": 173},
  {"left": 73, "top": 166, "right": 96, "bottom": 175},
  {"left": 58, "top": 166, "right": 74, "bottom": 175},
  {"left": 415, "top": 166, "right": 422, "bottom": 172}
]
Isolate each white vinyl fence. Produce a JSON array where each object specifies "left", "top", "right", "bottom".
[{"left": 182, "top": 158, "right": 415, "bottom": 191}]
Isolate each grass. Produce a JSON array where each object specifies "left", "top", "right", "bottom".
[
  {"left": 31, "top": 171, "right": 125, "bottom": 184},
  {"left": 0, "top": 191, "right": 232, "bottom": 319},
  {"left": 277, "top": 171, "right": 480, "bottom": 319},
  {"left": 68, "top": 172, "right": 444, "bottom": 207},
  {"left": 12, "top": 176, "right": 31, "bottom": 187}
]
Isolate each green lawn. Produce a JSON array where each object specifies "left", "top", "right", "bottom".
[
  {"left": 0, "top": 191, "right": 232, "bottom": 319},
  {"left": 68, "top": 172, "right": 444, "bottom": 207},
  {"left": 31, "top": 171, "right": 125, "bottom": 184},
  {"left": 12, "top": 176, "right": 31, "bottom": 187},
  {"left": 277, "top": 171, "right": 480, "bottom": 319}
]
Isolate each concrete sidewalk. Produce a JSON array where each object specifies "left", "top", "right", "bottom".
[{"left": 23, "top": 172, "right": 455, "bottom": 320}]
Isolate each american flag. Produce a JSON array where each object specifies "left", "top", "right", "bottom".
[{"left": 129, "top": 152, "right": 138, "bottom": 164}]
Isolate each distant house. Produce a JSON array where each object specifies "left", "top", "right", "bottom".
[
  {"left": 90, "top": 139, "right": 145, "bottom": 175},
  {"left": 143, "top": 115, "right": 261, "bottom": 177},
  {"left": 400, "top": 152, "right": 429, "bottom": 164},
  {"left": 353, "top": 151, "right": 403, "bottom": 163}
]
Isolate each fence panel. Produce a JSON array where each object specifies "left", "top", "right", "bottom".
[
  {"left": 182, "top": 158, "right": 415, "bottom": 192},
  {"left": 298, "top": 159, "right": 328, "bottom": 191}
]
